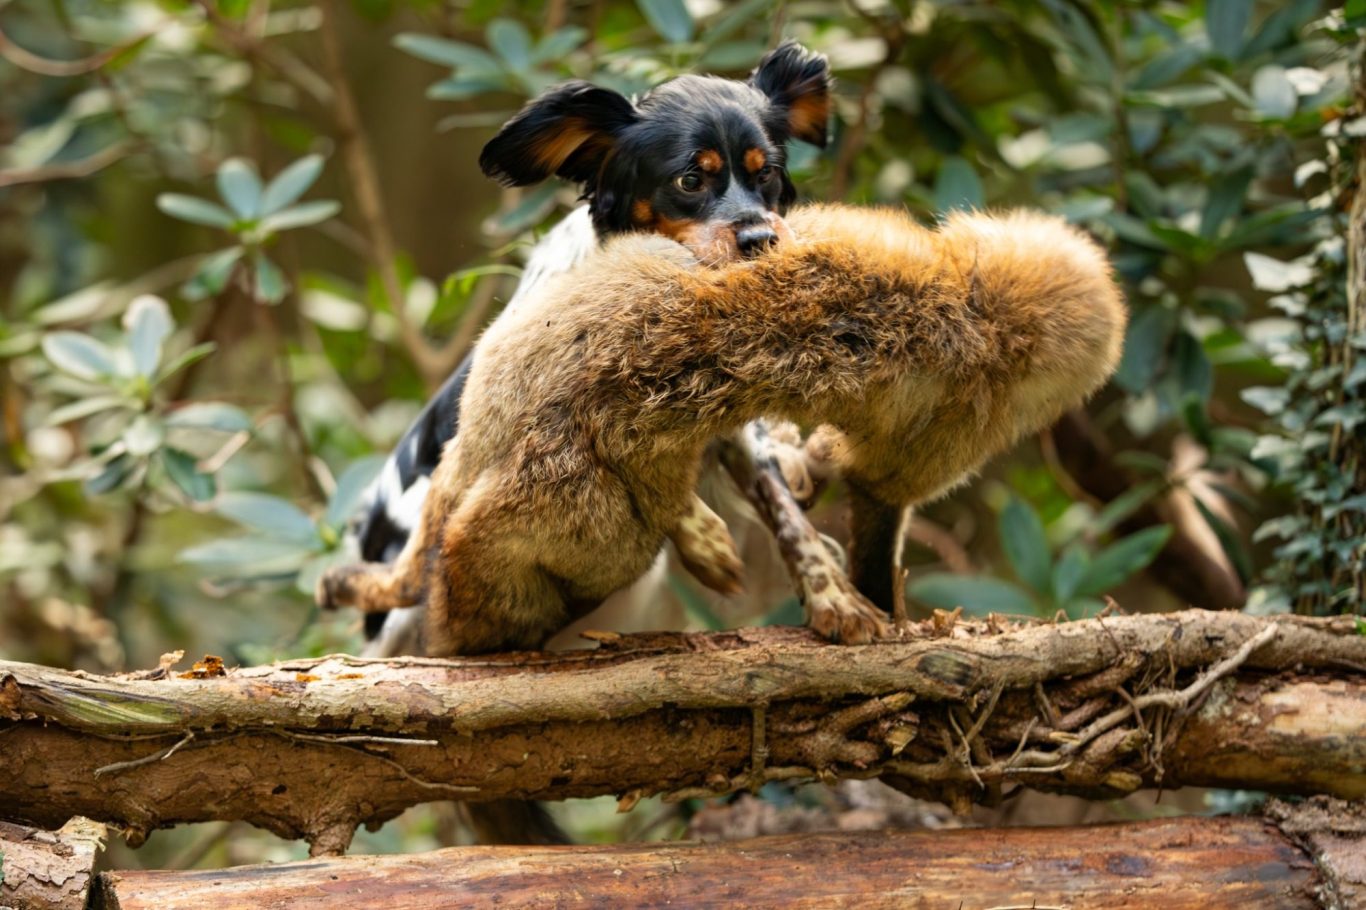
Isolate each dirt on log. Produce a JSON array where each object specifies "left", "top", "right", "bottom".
[
  {"left": 2, "top": 610, "right": 1363, "bottom": 855},
  {"left": 87, "top": 805, "right": 1366, "bottom": 910}
]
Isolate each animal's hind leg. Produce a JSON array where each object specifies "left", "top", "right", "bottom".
[
  {"left": 722, "top": 420, "right": 887, "bottom": 644},
  {"left": 845, "top": 479, "right": 907, "bottom": 614}
]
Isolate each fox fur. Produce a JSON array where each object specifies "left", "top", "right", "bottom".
[{"left": 319, "top": 204, "right": 1126, "bottom": 654}]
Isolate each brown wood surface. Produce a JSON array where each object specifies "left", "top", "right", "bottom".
[
  {"left": 0, "top": 818, "right": 105, "bottom": 910},
  {"left": 91, "top": 816, "right": 1326, "bottom": 910},
  {"left": 2, "top": 611, "right": 1364, "bottom": 854}
]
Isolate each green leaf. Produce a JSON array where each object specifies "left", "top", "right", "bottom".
[
  {"left": 427, "top": 74, "right": 510, "bottom": 100},
  {"left": 1075, "top": 526, "right": 1172, "bottom": 597},
  {"left": 531, "top": 27, "right": 588, "bottom": 65},
  {"left": 933, "top": 156, "right": 983, "bottom": 213},
  {"left": 1200, "top": 166, "right": 1252, "bottom": 241},
  {"left": 1193, "top": 497, "right": 1252, "bottom": 584},
  {"left": 393, "top": 33, "right": 501, "bottom": 72},
  {"left": 702, "top": 0, "right": 772, "bottom": 44},
  {"left": 85, "top": 454, "right": 135, "bottom": 495},
  {"left": 1043, "top": 0, "right": 1113, "bottom": 82},
  {"left": 325, "top": 455, "right": 387, "bottom": 530},
  {"left": 1251, "top": 65, "right": 1296, "bottom": 119},
  {"left": 260, "top": 155, "right": 325, "bottom": 216},
  {"left": 697, "top": 40, "right": 765, "bottom": 71},
  {"left": 253, "top": 256, "right": 288, "bottom": 305},
  {"left": 1241, "top": 386, "right": 1290, "bottom": 415},
  {"left": 1129, "top": 44, "right": 1203, "bottom": 91},
  {"left": 260, "top": 200, "right": 340, "bottom": 233},
  {"left": 124, "top": 295, "right": 174, "bottom": 378},
  {"left": 1092, "top": 480, "right": 1164, "bottom": 537},
  {"left": 907, "top": 573, "right": 1036, "bottom": 616},
  {"left": 217, "top": 492, "right": 319, "bottom": 543},
  {"left": 1171, "top": 331, "right": 1213, "bottom": 403},
  {"left": 1244, "top": 252, "right": 1312, "bottom": 292},
  {"left": 165, "top": 402, "right": 251, "bottom": 433},
  {"left": 122, "top": 414, "right": 165, "bottom": 456},
  {"left": 183, "top": 247, "right": 243, "bottom": 301},
  {"left": 999, "top": 497, "right": 1051, "bottom": 594},
  {"left": 34, "top": 282, "right": 115, "bottom": 326},
  {"left": 1181, "top": 393, "right": 1213, "bottom": 447},
  {"left": 637, "top": 0, "right": 693, "bottom": 43},
  {"left": 157, "top": 342, "right": 217, "bottom": 384},
  {"left": 487, "top": 19, "right": 532, "bottom": 71},
  {"left": 179, "top": 537, "right": 317, "bottom": 575},
  {"left": 46, "top": 395, "right": 135, "bottom": 426},
  {"left": 484, "top": 182, "right": 559, "bottom": 235},
  {"left": 216, "top": 158, "right": 263, "bottom": 219},
  {"left": 1051, "top": 546, "right": 1089, "bottom": 605},
  {"left": 1205, "top": 0, "right": 1250, "bottom": 59},
  {"left": 42, "top": 331, "right": 119, "bottom": 381},
  {"left": 1114, "top": 305, "right": 1172, "bottom": 394},
  {"left": 157, "top": 194, "right": 235, "bottom": 229},
  {"left": 162, "top": 447, "right": 216, "bottom": 502}
]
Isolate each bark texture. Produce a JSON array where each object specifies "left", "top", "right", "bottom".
[
  {"left": 1, "top": 611, "right": 1363, "bottom": 855},
  {"left": 0, "top": 818, "right": 105, "bottom": 910},
  {"left": 88, "top": 812, "right": 1354, "bottom": 910}
]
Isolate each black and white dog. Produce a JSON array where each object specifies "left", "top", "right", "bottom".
[{"left": 352, "top": 42, "right": 896, "bottom": 657}]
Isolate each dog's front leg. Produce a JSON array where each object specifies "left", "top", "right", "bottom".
[{"left": 721, "top": 419, "right": 888, "bottom": 644}]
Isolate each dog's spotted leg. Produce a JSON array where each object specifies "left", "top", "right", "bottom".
[
  {"left": 669, "top": 493, "right": 745, "bottom": 595},
  {"left": 723, "top": 420, "right": 888, "bottom": 644}
]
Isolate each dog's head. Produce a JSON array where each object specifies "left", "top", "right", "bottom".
[{"left": 479, "top": 41, "right": 830, "bottom": 264}]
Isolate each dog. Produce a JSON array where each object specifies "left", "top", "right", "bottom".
[
  {"left": 352, "top": 41, "right": 880, "bottom": 657},
  {"left": 319, "top": 203, "right": 1127, "bottom": 656}
]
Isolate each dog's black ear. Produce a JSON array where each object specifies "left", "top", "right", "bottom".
[
  {"left": 749, "top": 41, "right": 831, "bottom": 148},
  {"left": 479, "top": 82, "right": 638, "bottom": 187}
]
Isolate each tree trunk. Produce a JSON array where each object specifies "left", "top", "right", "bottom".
[{"left": 2, "top": 611, "right": 1362, "bottom": 855}]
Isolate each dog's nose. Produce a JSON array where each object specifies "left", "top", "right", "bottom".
[{"left": 735, "top": 224, "right": 778, "bottom": 258}]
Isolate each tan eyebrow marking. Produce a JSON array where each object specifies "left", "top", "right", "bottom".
[
  {"left": 696, "top": 149, "right": 723, "bottom": 173},
  {"left": 632, "top": 198, "right": 654, "bottom": 224},
  {"left": 744, "top": 148, "right": 767, "bottom": 173}
]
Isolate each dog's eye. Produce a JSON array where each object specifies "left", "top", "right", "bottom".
[
  {"left": 674, "top": 172, "right": 705, "bottom": 193},
  {"left": 756, "top": 166, "right": 777, "bottom": 185}
]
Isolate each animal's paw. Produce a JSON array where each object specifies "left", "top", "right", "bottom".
[
  {"left": 764, "top": 420, "right": 815, "bottom": 504},
  {"left": 803, "top": 570, "right": 889, "bottom": 645},
  {"left": 315, "top": 564, "right": 361, "bottom": 610},
  {"left": 671, "top": 497, "right": 745, "bottom": 595},
  {"left": 803, "top": 425, "right": 846, "bottom": 483}
]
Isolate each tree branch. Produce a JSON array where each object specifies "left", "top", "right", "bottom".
[
  {"left": 0, "top": 141, "right": 138, "bottom": 188},
  {"left": 1, "top": 611, "right": 1362, "bottom": 854}
]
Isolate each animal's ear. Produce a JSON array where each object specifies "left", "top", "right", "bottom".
[
  {"left": 749, "top": 41, "right": 831, "bottom": 148},
  {"left": 479, "top": 81, "right": 638, "bottom": 187}
]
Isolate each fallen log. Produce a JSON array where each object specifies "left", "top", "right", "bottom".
[
  {"left": 86, "top": 804, "right": 1366, "bottom": 910},
  {"left": 2, "top": 610, "right": 1363, "bottom": 855},
  {"left": 0, "top": 818, "right": 105, "bottom": 910}
]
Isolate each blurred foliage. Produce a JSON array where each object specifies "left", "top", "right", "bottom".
[{"left": 0, "top": 0, "right": 1362, "bottom": 859}]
